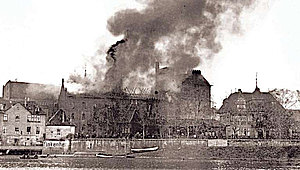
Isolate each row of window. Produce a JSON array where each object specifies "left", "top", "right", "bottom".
[
  {"left": 50, "top": 129, "right": 61, "bottom": 136},
  {"left": 70, "top": 112, "right": 85, "bottom": 120},
  {"left": 2, "top": 126, "right": 40, "bottom": 135},
  {"left": 3, "top": 114, "right": 41, "bottom": 122}
]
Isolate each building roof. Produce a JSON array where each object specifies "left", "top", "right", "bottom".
[
  {"left": 3, "top": 102, "right": 46, "bottom": 115},
  {"left": 219, "top": 88, "right": 285, "bottom": 114},
  {"left": 47, "top": 109, "right": 74, "bottom": 126},
  {"left": 182, "top": 70, "right": 211, "bottom": 87},
  {"left": 3, "top": 80, "right": 59, "bottom": 100}
]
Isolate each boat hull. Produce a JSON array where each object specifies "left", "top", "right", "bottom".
[
  {"left": 96, "top": 153, "right": 135, "bottom": 158},
  {"left": 131, "top": 146, "right": 159, "bottom": 153}
]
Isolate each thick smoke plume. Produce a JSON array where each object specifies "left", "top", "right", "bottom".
[
  {"left": 68, "top": 0, "right": 256, "bottom": 93},
  {"left": 26, "top": 84, "right": 60, "bottom": 100},
  {"left": 103, "top": 0, "right": 256, "bottom": 92}
]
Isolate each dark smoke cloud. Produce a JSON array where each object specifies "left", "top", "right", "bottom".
[
  {"left": 104, "top": 0, "right": 256, "bottom": 92},
  {"left": 26, "top": 83, "right": 60, "bottom": 100}
]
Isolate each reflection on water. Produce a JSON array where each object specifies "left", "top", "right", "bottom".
[{"left": 0, "top": 156, "right": 300, "bottom": 169}]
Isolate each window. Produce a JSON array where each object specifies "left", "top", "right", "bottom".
[
  {"left": 82, "top": 102, "right": 87, "bottom": 109},
  {"left": 36, "top": 127, "right": 40, "bottom": 134},
  {"left": 15, "top": 115, "right": 20, "bottom": 122},
  {"left": 15, "top": 127, "right": 19, "bottom": 134},
  {"left": 237, "top": 104, "right": 246, "bottom": 110},
  {"left": 82, "top": 113, "right": 85, "bottom": 120},
  {"left": 3, "top": 127, "right": 6, "bottom": 134},
  {"left": 3, "top": 114, "right": 8, "bottom": 121},
  {"left": 57, "top": 129, "right": 61, "bottom": 136},
  {"left": 27, "top": 127, "right": 31, "bottom": 134},
  {"left": 27, "top": 115, "right": 41, "bottom": 122}
]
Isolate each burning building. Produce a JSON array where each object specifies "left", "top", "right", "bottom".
[
  {"left": 44, "top": 0, "right": 258, "bottom": 138},
  {"left": 58, "top": 64, "right": 220, "bottom": 139},
  {"left": 58, "top": 79, "right": 163, "bottom": 138}
]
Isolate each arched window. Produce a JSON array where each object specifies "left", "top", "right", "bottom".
[{"left": 15, "top": 115, "right": 20, "bottom": 122}]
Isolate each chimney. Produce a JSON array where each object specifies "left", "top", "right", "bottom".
[
  {"left": 155, "top": 62, "right": 159, "bottom": 74},
  {"left": 192, "top": 70, "right": 201, "bottom": 75},
  {"left": 154, "top": 62, "right": 159, "bottom": 93},
  {"left": 62, "top": 78, "right": 64, "bottom": 89},
  {"left": 62, "top": 111, "right": 65, "bottom": 123},
  {"left": 84, "top": 64, "right": 87, "bottom": 78}
]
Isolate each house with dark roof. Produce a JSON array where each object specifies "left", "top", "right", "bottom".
[
  {"left": 45, "top": 109, "right": 75, "bottom": 140},
  {"left": 218, "top": 86, "right": 290, "bottom": 139},
  {"left": 58, "top": 78, "right": 162, "bottom": 138}
]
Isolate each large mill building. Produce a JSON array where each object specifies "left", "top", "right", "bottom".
[{"left": 57, "top": 66, "right": 218, "bottom": 139}]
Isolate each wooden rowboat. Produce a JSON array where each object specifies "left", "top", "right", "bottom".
[
  {"left": 96, "top": 153, "right": 135, "bottom": 158},
  {"left": 131, "top": 146, "right": 159, "bottom": 153}
]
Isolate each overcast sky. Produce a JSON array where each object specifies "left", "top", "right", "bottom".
[{"left": 0, "top": 0, "right": 299, "bottom": 108}]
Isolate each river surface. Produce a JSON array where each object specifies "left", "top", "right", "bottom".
[{"left": 0, "top": 156, "right": 299, "bottom": 169}]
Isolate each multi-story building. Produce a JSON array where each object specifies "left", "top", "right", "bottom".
[
  {"left": 160, "top": 70, "right": 221, "bottom": 138},
  {"left": 58, "top": 78, "right": 162, "bottom": 138},
  {"left": 1, "top": 80, "right": 58, "bottom": 120},
  {"left": 0, "top": 103, "right": 46, "bottom": 146},
  {"left": 218, "top": 86, "right": 290, "bottom": 139},
  {"left": 57, "top": 67, "right": 220, "bottom": 139}
]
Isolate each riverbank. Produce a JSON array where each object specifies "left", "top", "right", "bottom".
[
  {"left": 0, "top": 155, "right": 299, "bottom": 169},
  {"left": 63, "top": 139, "right": 300, "bottom": 159},
  {"left": 2, "top": 139, "right": 300, "bottom": 160}
]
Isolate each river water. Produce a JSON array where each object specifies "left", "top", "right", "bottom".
[{"left": 0, "top": 156, "right": 299, "bottom": 169}]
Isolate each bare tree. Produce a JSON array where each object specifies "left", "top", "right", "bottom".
[{"left": 270, "top": 88, "right": 300, "bottom": 109}]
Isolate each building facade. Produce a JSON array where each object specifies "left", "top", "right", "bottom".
[
  {"left": 159, "top": 70, "right": 220, "bottom": 138},
  {"left": 45, "top": 109, "right": 75, "bottom": 140},
  {"left": 0, "top": 103, "right": 46, "bottom": 146},
  {"left": 218, "top": 87, "right": 290, "bottom": 139},
  {"left": 58, "top": 78, "right": 162, "bottom": 138},
  {"left": 1, "top": 80, "right": 58, "bottom": 120},
  {"left": 57, "top": 68, "right": 220, "bottom": 139}
]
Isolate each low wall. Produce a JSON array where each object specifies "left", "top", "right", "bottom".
[
  {"left": 228, "top": 139, "right": 300, "bottom": 147},
  {"left": 55, "top": 139, "right": 300, "bottom": 159},
  {"left": 42, "top": 140, "right": 70, "bottom": 154},
  {"left": 70, "top": 139, "right": 207, "bottom": 154}
]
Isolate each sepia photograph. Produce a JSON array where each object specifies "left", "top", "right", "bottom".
[{"left": 0, "top": 0, "right": 299, "bottom": 169}]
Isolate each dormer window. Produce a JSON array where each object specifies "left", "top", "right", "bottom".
[{"left": 236, "top": 97, "right": 246, "bottom": 111}]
